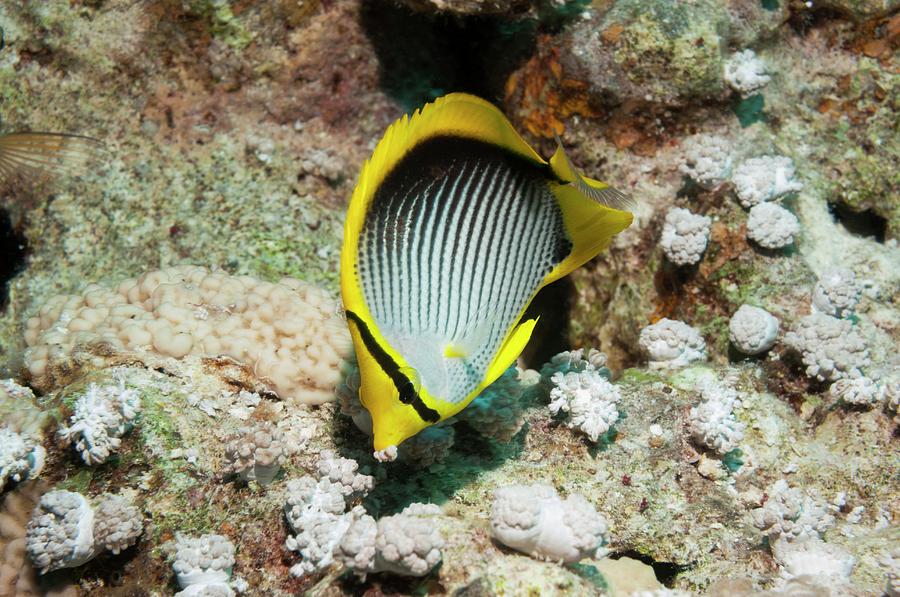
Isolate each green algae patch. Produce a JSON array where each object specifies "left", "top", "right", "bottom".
[
  {"left": 183, "top": 0, "right": 254, "bottom": 49},
  {"left": 732, "top": 93, "right": 766, "bottom": 127}
]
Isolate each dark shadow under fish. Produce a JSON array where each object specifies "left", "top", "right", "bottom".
[{"left": 0, "top": 132, "right": 102, "bottom": 182}]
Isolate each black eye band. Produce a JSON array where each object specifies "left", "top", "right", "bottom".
[{"left": 345, "top": 310, "right": 440, "bottom": 423}]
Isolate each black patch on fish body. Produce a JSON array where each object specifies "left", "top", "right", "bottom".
[{"left": 346, "top": 309, "right": 441, "bottom": 423}]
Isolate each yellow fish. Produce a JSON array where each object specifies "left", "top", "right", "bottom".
[{"left": 340, "top": 93, "right": 633, "bottom": 458}]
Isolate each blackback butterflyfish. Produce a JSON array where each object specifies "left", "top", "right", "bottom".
[{"left": 340, "top": 93, "right": 634, "bottom": 459}]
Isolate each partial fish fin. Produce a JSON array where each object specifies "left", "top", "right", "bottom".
[
  {"left": 545, "top": 138, "right": 634, "bottom": 285},
  {"left": 482, "top": 317, "right": 538, "bottom": 390},
  {"left": 549, "top": 136, "right": 635, "bottom": 211},
  {"left": 0, "top": 132, "right": 102, "bottom": 181}
]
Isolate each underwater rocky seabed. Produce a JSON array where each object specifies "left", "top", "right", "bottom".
[{"left": 0, "top": 0, "right": 898, "bottom": 595}]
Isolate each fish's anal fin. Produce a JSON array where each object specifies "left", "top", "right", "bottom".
[{"left": 482, "top": 317, "right": 538, "bottom": 389}]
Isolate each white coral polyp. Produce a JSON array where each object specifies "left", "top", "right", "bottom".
[
  {"left": 58, "top": 381, "right": 140, "bottom": 465},
  {"left": 750, "top": 480, "right": 834, "bottom": 543},
  {"left": 747, "top": 203, "right": 800, "bottom": 249},
  {"left": 729, "top": 305, "right": 779, "bottom": 355},
  {"left": 660, "top": 207, "right": 711, "bottom": 266},
  {"left": 26, "top": 490, "right": 96, "bottom": 574},
  {"left": 549, "top": 370, "right": 621, "bottom": 442},
  {"left": 639, "top": 319, "right": 707, "bottom": 369},
  {"left": 172, "top": 533, "right": 235, "bottom": 590},
  {"left": 812, "top": 268, "right": 860, "bottom": 318},
  {"left": 732, "top": 156, "right": 803, "bottom": 208},
  {"left": 724, "top": 49, "right": 771, "bottom": 96},
  {"left": 689, "top": 382, "right": 744, "bottom": 454},
  {"left": 491, "top": 484, "right": 610, "bottom": 563},
  {"left": 784, "top": 313, "right": 870, "bottom": 382},
  {"left": 829, "top": 377, "right": 880, "bottom": 407},
  {"left": 773, "top": 537, "right": 855, "bottom": 585},
  {"left": 0, "top": 426, "right": 45, "bottom": 491},
  {"left": 679, "top": 134, "right": 732, "bottom": 188}
]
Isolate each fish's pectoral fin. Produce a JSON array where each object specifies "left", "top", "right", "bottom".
[{"left": 482, "top": 317, "right": 538, "bottom": 389}]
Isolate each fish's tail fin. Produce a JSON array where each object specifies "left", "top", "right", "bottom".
[{"left": 544, "top": 137, "right": 634, "bottom": 284}]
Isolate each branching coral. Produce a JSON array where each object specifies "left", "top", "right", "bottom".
[
  {"left": 639, "top": 319, "right": 707, "bottom": 369},
  {"left": 23, "top": 265, "right": 351, "bottom": 404},
  {"left": 548, "top": 368, "right": 621, "bottom": 443},
  {"left": 746, "top": 203, "right": 800, "bottom": 249},
  {"left": 784, "top": 313, "right": 870, "bottom": 382},
  {"left": 732, "top": 156, "right": 803, "bottom": 208},
  {"left": 660, "top": 208, "right": 712, "bottom": 266},
  {"left": 729, "top": 305, "right": 779, "bottom": 355},
  {"left": 829, "top": 376, "right": 881, "bottom": 407},
  {"left": 58, "top": 380, "right": 140, "bottom": 465},
  {"left": 490, "top": 484, "right": 610, "bottom": 563}
]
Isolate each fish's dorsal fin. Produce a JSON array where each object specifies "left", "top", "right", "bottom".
[{"left": 543, "top": 137, "right": 634, "bottom": 285}]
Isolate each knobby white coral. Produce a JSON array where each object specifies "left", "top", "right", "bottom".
[
  {"left": 660, "top": 207, "right": 711, "bottom": 266},
  {"left": 747, "top": 203, "right": 800, "bottom": 249},
  {"left": 724, "top": 49, "right": 771, "bottom": 96},
  {"left": 373, "top": 503, "right": 444, "bottom": 576},
  {"left": 92, "top": 494, "right": 143, "bottom": 554},
  {"left": 540, "top": 348, "right": 609, "bottom": 380},
  {"left": 750, "top": 480, "right": 834, "bottom": 543},
  {"left": 25, "top": 490, "right": 143, "bottom": 575},
  {"left": 315, "top": 451, "right": 374, "bottom": 498},
  {"left": 812, "top": 268, "right": 860, "bottom": 318},
  {"left": 491, "top": 484, "right": 610, "bottom": 563},
  {"left": 639, "top": 319, "right": 707, "bottom": 369},
  {"left": 729, "top": 305, "right": 779, "bottom": 355},
  {"left": 172, "top": 533, "right": 235, "bottom": 594},
  {"left": 732, "top": 156, "right": 803, "bottom": 208},
  {"left": 679, "top": 134, "right": 732, "bottom": 188},
  {"left": 689, "top": 382, "right": 744, "bottom": 454},
  {"left": 549, "top": 369, "right": 621, "bottom": 442},
  {"left": 24, "top": 265, "right": 351, "bottom": 404},
  {"left": 772, "top": 537, "right": 854, "bottom": 586},
  {"left": 58, "top": 380, "right": 140, "bottom": 465},
  {"left": 829, "top": 377, "right": 881, "bottom": 407},
  {"left": 286, "top": 508, "right": 359, "bottom": 576},
  {"left": 0, "top": 426, "right": 45, "bottom": 491},
  {"left": 784, "top": 313, "right": 870, "bottom": 382},
  {"left": 223, "top": 421, "right": 284, "bottom": 485},
  {"left": 26, "top": 490, "right": 95, "bottom": 574}
]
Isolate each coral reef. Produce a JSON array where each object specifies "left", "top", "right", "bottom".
[
  {"left": 660, "top": 208, "right": 712, "bottom": 266},
  {"left": 0, "top": 0, "right": 897, "bottom": 594}
]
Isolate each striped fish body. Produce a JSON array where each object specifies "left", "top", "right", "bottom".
[{"left": 341, "top": 93, "right": 633, "bottom": 455}]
